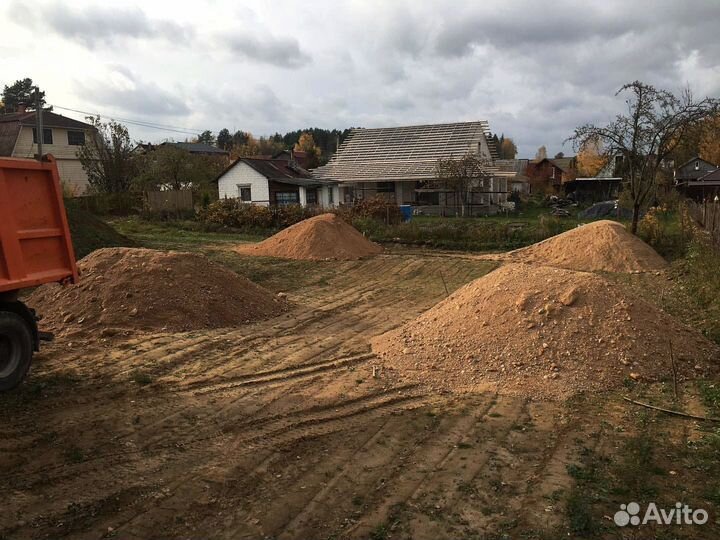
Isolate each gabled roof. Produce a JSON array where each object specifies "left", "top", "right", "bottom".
[
  {"left": 160, "top": 141, "right": 229, "bottom": 155},
  {"left": 550, "top": 157, "right": 575, "bottom": 172},
  {"left": 312, "top": 121, "right": 498, "bottom": 182},
  {"left": 0, "top": 110, "right": 94, "bottom": 130},
  {"left": 698, "top": 168, "right": 720, "bottom": 182},
  {"left": 217, "top": 157, "right": 335, "bottom": 187},
  {"left": 676, "top": 156, "right": 716, "bottom": 172},
  {"left": 0, "top": 122, "right": 21, "bottom": 156},
  {"left": 0, "top": 111, "right": 94, "bottom": 155}
]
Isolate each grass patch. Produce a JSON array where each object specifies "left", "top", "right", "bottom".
[{"left": 110, "top": 216, "right": 265, "bottom": 251}]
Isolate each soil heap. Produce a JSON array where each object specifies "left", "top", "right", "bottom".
[
  {"left": 235, "top": 213, "right": 382, "bottom": 261},
  {"left": 372, "top": 264, "right": 718, "bottom": 399},
  {"left": 498, "top": 220, "right": 667, "bottom": 273},
  {"left": 27, "top": 247, "right": 288, "bottom": 336}
]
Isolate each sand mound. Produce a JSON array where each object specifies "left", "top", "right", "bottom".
[
  {"left": 235, "top": 213, "right": 382, "bottom": 260},
  {"left": 27, "top": 248, "right": 288, "bottom": 336},
  {"left": 372, "top": 264, "right": 718, "bottom": 399},
  {"left": 499, "top": 220, "right": 667, "bottom": 272}
]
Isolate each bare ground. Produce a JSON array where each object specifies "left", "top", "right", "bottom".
[{"left": 2, "top": 251, "right": 719, "bottom": 539}]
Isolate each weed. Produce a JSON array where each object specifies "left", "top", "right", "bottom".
[
  {"left": 131, "top": 371, "right": 154, "bottom": 386},
  {"left": 65, "top": 445, "right": 85, "bottom": 463}
]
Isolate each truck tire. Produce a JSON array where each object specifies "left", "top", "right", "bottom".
[{"left": 0, "top": 311, "right": 33, "bottom": 391}]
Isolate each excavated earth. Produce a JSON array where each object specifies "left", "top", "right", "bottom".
[
  {"left": 485, "top": 219, "right": 668, "bottom": 273},
  {"left": 27, "top": 247, "right": 288, "bottom": 335},
  {"left": 234, "top": 213, "right": 382, "bottom": 260},
  {"left": 373, "top": 263, "right": 719, "bottom": 399}
]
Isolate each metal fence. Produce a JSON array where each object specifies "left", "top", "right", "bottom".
[{"left": 687, "top": 199, "right": 720, "bottom": 247}]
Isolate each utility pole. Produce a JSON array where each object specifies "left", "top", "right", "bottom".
[{"left": 34, "top": 87, "right": 44, "bottom": 161}]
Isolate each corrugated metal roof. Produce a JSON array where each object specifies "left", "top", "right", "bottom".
[{"left": 313, "top": 121, "right": 499, "bottom": 182}]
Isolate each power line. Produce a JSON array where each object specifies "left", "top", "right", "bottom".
[{"left": 52, "top": 104, "right": 211, "bottom": 136}]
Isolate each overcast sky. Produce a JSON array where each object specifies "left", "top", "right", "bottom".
[{"left": 3, "top": 0, "right": 719, "bottom": 157}]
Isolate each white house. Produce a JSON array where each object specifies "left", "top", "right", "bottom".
[
  {"left": 216, "top": 156, "right": 338, "bottom": 207},
  {"left": 312, "top": 121, "right": 514, "bottom": 215},
  {"left": 0, "top": 108, "right": 96, "bottom": 195}
]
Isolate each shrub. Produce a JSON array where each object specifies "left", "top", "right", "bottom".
[
  {"left": 197, "top": 200, "right": 323, "bottom": 231},
  {"left": 335, "top": 197, "right": 403, "bottom": 225}
]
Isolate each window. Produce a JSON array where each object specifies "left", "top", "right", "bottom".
[
  {"left": 32, "top": 128, "right": 53, "bottom": 145},
  {"left": 695, "top": 161, "right": 700, "bottom": 170},
  {"left": 67, "top": 130, "right": 85, "bottom": 146},
  {"left": 306, "top": 188, "right": 317, "bottom": 205},
  {"left": 237, "top": 185, "right": 251, "bottom": 202},
  {"left": 275, "top": 192, "right": 299, "bottom": 205},
  {"left": 376, "top": 181, "right": 396, "bottom": 193},
  {"left": 328, "top": 187, "right": 334, "bottom": 204}
]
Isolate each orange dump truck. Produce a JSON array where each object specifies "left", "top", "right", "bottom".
[{"left": 0, "top": 156, "right": 78, "bottom": 390}]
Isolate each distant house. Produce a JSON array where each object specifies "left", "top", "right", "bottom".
[
  {"left": 216, "top": 155, "right": 337, "bottom": 207},
  {"left": 495, "top": 159, "right": 530, "bottom": 194},
  {"left": 312, "top": 121, "right": 512, "bottom": 215},
  {"left": 564, "top": 157, "right": 621, "bottom": 203},
  {"left": 674, "top": 156, "right": 717, "bottom": 183},
  {"left": 675, "top": 157, "right": 720, "bottom": 200},
  {"left": 0, "top": 108, "right": 96, "bottom": 194},
  {"left": 135, "top": 141, "right": 230, "bottom": 158},
  {"left": 525, "top": 157, "right": 577, "bottom": 194}
]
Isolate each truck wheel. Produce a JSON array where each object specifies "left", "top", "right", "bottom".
[{"left": 0, "top": 312, "right": 33, "bottom": 391}]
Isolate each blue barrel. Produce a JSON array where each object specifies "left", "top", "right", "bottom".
[{"left": 399, "top": 205, "right": 413, "bottom": 222}]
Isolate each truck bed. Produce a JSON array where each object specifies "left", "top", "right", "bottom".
[{"left": 0, "top": 156, "right": 79, "bottom": 293}]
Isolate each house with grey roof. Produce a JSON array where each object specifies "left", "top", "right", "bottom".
[
  {"left": 0, "top": 108, "right": 96, "bottom": 194},
  {"left": 312, "top": 121, "right": 512, "bottom": 215},
  {"left": 215, "top": 155, "right": 337, "bottom": 207}
]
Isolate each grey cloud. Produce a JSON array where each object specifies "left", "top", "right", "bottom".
[
  {"left": 9, "top": 2, "right": 194, "bottom": 48},
  {"left": 79, "top": 68, "right": 190, "bottom": 117},
  {"left": 226, "top": 35, "right": 310, "bottom": 68}
]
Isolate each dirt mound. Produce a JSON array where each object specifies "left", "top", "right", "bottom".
[
  {"left": 235, "top": 213, "right": 382, "bottom": 260},
  {"left": 372, "top": 264, "right": 718, "bottom": 399},
  {"left": 498, "top": 220, "right": 667, "bottom": 272},
  {"left": 27, "top": 248, "right": 288, "bottom": 336}
]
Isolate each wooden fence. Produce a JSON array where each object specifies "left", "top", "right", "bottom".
[
  {"left": 144, "top": 190, "right": 194, "bottom": 213},
  {"left": 687, "top": 199, "right": 720, "bottom": 247}
]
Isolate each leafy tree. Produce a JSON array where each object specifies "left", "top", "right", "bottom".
[
  {"left": 671, "top": 114, "right": 720, "bottom": 166},
  {"left": 554, "top": 152, "right": 565, "bottom": 159},
  {"left": 294, "top": 132, "right": 322, "bottom": 168},
  {"left": 535, "top": 145, "right": 547, "bottom": 160},
  {"left": 1, "top": 78, "right": 45, "bottom": 113},
  {"left": 134, "top": 145, "right": 225, "bottom": 191},
  {"left": 232, "top": 130, "right": 250, "bottom": 147},
  {"left": 431, "top": 153, "right": 493, "bottom": 217},
  {"left": 217, "top": 128, "right": 232, "bottom": 150},
  {"left": 196, "top": 130, "right": 215, "bottom": 145},
  {"left": 568, "top": 81, "right": 719, "bottom": 233},
  {"left": 499, "top": 138, "right": 518, "bottom": 159},
  {"left": 576, "top": 136, "right": 607, "bottom": 177},
  {"left": 77, "top": 117, "right": 136, "bottom": 193}
]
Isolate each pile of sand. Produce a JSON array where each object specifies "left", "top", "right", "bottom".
[
  {"left": 372, "top": 264, "right": 718, "bottom": 399},
  {"left": 235, "top": 213, "right": 382, "bottom": 261},
  {"left": 494, "top": 220, "right": 668, "bottom": 273},
  {"left": 27, "top": 248, "right": 288, "bottom": 335}
]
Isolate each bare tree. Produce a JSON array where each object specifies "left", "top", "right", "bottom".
[
  {"left": 568, "top": 81, "right": 718, "bottom": 233},
  {"left": 431, "top": 153, "right": 493, "bottom": 216},
  {"left": 77, "top": 117, "right": 137, "bottom": 193}
]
